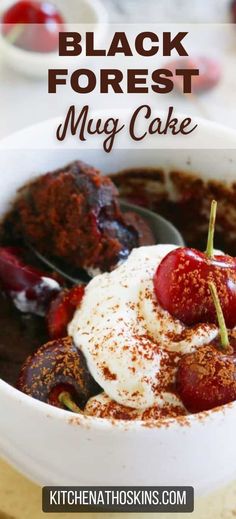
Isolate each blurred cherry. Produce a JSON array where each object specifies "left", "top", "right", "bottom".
[
  {"left": 231, "top": 0, "right": 236, "bottom": 23},
  {"left": 2, "top": 1, "right": 65, "bottom": 53},
  {"left": 166, "top": 56, "right": 221, "bottom": 94}
]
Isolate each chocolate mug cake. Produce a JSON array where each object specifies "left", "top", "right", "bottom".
[{"left": 1, "top": 160, "right": 236, "bottom": 422}]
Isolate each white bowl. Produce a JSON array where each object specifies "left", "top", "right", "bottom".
[
  {"left": 0, "top": 0, "right": 108, "bottom": 78},
  {"left": 1, "top": 116, "right": 236, "bottom": 495}
]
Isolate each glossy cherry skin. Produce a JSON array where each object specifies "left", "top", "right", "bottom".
[
  {"left": 2, "top": 1, "right": 65, "bottom": 53},
  {"left": 176, "top": 343, "right": 236, "bottom": 413},
  {"left": 0, "top": 246, "right": 60, "bottom": 315},
  {"left": 47, "top": 285, "right": 85, "bottom": 339},
  {"left": 154, "top": 247, "right": 236, "bottom": 328},
  {"left": 17, "top": 336, "right": 100, "bottom": 408}
]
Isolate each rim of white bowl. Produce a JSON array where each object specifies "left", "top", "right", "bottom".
[
  {"left": 1, "top": 377, "right": 236, "bottom": 430},
  {"left": 0, "top": 112, "right": 236, "bottom": 429}
]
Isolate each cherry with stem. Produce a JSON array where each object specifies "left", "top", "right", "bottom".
[
  {"left": 18, "top": 337, "right": 101, "bottom": 410},
  {"left": 154, "top": 199, "right": 236, "bottom": 328},
  {"left": 176, "top": 282, "right": 236, "bottom": 413}
]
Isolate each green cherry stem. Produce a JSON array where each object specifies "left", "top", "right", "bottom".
[
  {"left": 58, "top": 391, "right": 83, "bottom": 414},
  {"left": 208, "top": 281, "right": 229, "bottom": 350},
  {"left": 205, "top": 200, "right": 217, "bottom": 258}
]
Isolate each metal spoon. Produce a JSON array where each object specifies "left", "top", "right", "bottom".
[{"left": 28, "top": 201, "right": 184, "bottom": 285}]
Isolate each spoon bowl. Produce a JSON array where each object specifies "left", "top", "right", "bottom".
[
  {"left": 29, "top": 201, "right": 184, "bottom": 285},
  {"left": 121, "top": 200, "right": 184, "bottom": 246}
]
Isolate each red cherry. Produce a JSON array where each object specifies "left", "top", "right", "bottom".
[
  {"left": 154, "top": 247, "right": 236, "bottom": 328},
  {"left": 2, "top": 1, "right": 65, "bottom": 53},
  {"left": 176, "top": 283, "right": 236, "bottom": 413},
  {"left": 0, "top": 246, "right": 60, "bottom": 315},
  {"left": 176, "top": 345, "right": 236, "bottom": 413},
  {"left": 153, "top": 201, "right": 236, "bottom": 328},
  {"left": 17, "top": 336, "right": 100, "bottom": 408},
  {"left": 47, "top": 285, "right": 85, "bottom": 339},
  {"left": 166, "top": 56, "right": 221, "bottom": 94}
]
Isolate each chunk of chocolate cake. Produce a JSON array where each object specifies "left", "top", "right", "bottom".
[{"left": 10, "top": 161, "right": 145, "bottom": 273}]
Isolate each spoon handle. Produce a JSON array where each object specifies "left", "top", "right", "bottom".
[{"left": 27, "top": 244, "right": 87, "bottom": 285}]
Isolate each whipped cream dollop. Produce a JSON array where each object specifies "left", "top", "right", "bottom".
[{"left": 69, "top": 245, "right": 218, "bottom": 410}]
